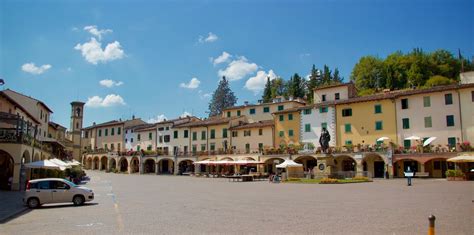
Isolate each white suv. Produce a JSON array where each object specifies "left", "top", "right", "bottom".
[{"left": 23, "top": 178, "right": 94, "bottom": 208}]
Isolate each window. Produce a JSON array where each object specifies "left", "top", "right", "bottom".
[
  {"left": 433, "top": 161, "right": 441, "bottom": 170},
  {"left": 335, "top": 93, "right": 340, "bottom": 100},
  {"left": 263, "top": 107, "right": 270, "bottom": 113},
  {"left": 104, "top": 144, "right": 108, "bottom": 150},
  {"left": 447, "top": 137, "right": 456, "bottom": 148},
  {"left": 137, "top": 145, "right": 141, "bottom": 151},
  {"left": 279, "top": 115, "right": 284, "bottom": 121},
  {"left": 147, "top": 145, "right": 152, "bottom": 151},
  {"left": 342, "top": 108, "right": 352, "bottom": 117},
  {"left": 375, "top": 121, "right": 383, "bottom": 131},
  {"left": 111, "top": 143, "right": 115, "bottom": 150},
  {"left": 105, "top": 129, "right": 108, "bottom": 136},
  {"left": 131, "top": 138, "right": 134, "bottom": 143},
  {"left": 374, "top": 104, "right": 382, "bottom": 114},
  {"left": 85, "top": 131, "right": 89, "bottom": 138},
  {"left": 345, "top": 140, "right": 352, "bottom": 145},
  {"left": 319, "top": 107, "right": 328, "bottom": 113},
  {"left": 165, "top": 127, "right": 169, "bottom": 130},
  {"left": 321, "top": 122, "right": 327, "bottom": 130},
  {"left": 232, "top": 131, "right": 238, "bottom": 137},
  {"left": 423, "top": 96, "right": 431, "bottom": 107},
  {"left": 244, "top": 130, "right": 251, "bottom": 137},
  {"left": 200, "top": 144, "right": 206, "bottom": 151},
  {"left": 227, "top": 111, "right": 231, "bottom": 117},
  {"left": 424, "top": 116, "right": 432, "bottom": 128},
  {"left": 201, "top": 131, "right": 206, "bottom": 140},
  {"left": 192, "top": 145, "right": 197, "bottom": 153},
  {"left": 401, "top": 98, "right": 408, "bottom": 109},
  {"left": 222, "top": 128, "right": 228, "bottom": 138},
  {"left": 158, "top": 136, "right": 163, "bottom": 143},
  {"left": 164, "top": 135, "right": 170, "bottom": 143},
  {"left": 210, "top": 143, "right": 215, "bottom": 151},
  {"left": 404, "top": 139, "right": 411, "bottom": 149},
  {"left": 322, "top": 94, "right": 326, "bottom": 102},
  {"left": 245, "top": 143, "right": 250, "bottom": 153},
  {"left": 303, "top": 109, "right": 311, "bottom": 115},
  {"left": 137, "top": 134, "right": 141, "bottom": 141},
  {"left": 173, "top": 130, "right": 178, "bottom": 139},
  {"left": 446, "top": 115, "right": 454, "bottom": 127},
  {"left": 279, "top": 131, "right": 284, "bottom": 137},
  {"left": 192, "top": 132, "right": 197, "bottom": 141},
  {"left": 305, "top": 124, "right": 311, "bottom": 132},
  {"left": 237, "top": 110, "right": 241, "bottom": 116},
  {"left": 402, "top": 118, "right": 410, "bottom": 129},
  {"left": 288, "top": 129, "right": 294, "bottom": 137},
  {"left": 472, "top": 91, "right": 474, "bottom": 102},
  {"left": 117, "top": 127, "right": 121, "bottom": 135},
  {"left": 38, "top": 181, "right": 51, "bottom": 190},
  {"left": 158, "top": 127, "right": 164, "bottom": 131},
  {"left": 249, "top": 108, "right": 256, "bottom": 115},
  {"left": 118, "top": 143, "right": 121, "bottom": 151},
  {"left": 149, "top": 132, "right": 153, "bottom": 140},
  {"left": 259, "top": 129, "right": 263, "bottom": 136},
  {"left": 184, "top": 130, "right": 189, "bottom": 138},
  {"left": 344, "top": 123, "right": 351, "bottom": 133},
  {"left": 445, "top": 93, "right": 453, "bottom": 105},
  {"left": 111, "top": 128, "right": 115, "bottom": 136},
  {"left": 258, "top": 143, "right": 263, "bottom": 151},
  {"left": 210, "top": 129, "right": 215, "bottom": 139},
  {"left": 278, "top": 105, "right": 284, "bottom": 111},
  {"left": 288, "top": 113, "right": 293, "bottom": 120},
  {"left": 98, "top": 129, "right": 102, "bottom": 137}
]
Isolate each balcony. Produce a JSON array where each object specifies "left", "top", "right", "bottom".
[{"left": 0, "top": 112, "right": 36, "bottom": 145}]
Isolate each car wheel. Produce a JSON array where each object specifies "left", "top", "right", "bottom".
[
  {"left": 27, "top": 198, "right": 40, "bottom": 209},
  {"left": 73, "top": 195, "right": 85, "bottom": 206}
]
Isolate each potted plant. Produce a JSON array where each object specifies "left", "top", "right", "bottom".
[{"left": 446, "top": 169, "right": 465, "bottom": 181}]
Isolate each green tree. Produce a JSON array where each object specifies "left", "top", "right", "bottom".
[
  {"left": 351, "top": 56, "right": 384, "bottom": 91},
  {"left": 208, "top": 76, "right": 237, "bottom": 116},
  {"left": 271, "top": 77, "right": 286, "bottom": 98},
  {"left": 321, "top": 65, "right": 332, "bottom": 85},
  {"left": 424, "top": 75, "right": 455, "bottom": 88},
  {"left": 306, "top": 64, "right": 320, "bottom": 103},
  {"left": 332, "top": 68, "right": 343, "bottom": 83},
  {"left": 262, "top": 77, "right": 272, "bottom": 103},
  {"left": 287, "top": 73, "right": 306, "bottom": 99}
]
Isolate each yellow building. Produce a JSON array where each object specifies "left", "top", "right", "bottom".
[
  {"left": 229, "top": 120, "right": 274, "bottom": 153},
  {"left": 336, "top": 94, "right": 398, "bottom": 148},
  {"left": 273, "top": 107, "right": 301, "bottom": 147}
]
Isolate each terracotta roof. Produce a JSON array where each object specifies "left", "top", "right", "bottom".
[
  {"left": 4, "top": 89, "right": 53, "bottom": 113},
  {"left": 0, "top": 91, "right": 40, "bottom": 124},
  {"left": 83, "top": 120, "right": 124, "bottom": 130},
  {"left": 223, "top": 99, "right": 306, "bottom": 111},
  {"left": 312, "top": 82, "right": 354, "bottom": 91},
  {"left": 175, "top": 116, "right": 239, "bottom": 128},
  {"left": 134, "top": 123, "right": 157, "bottom": 131},
  {"left": 49, "top": 121, "right": 66, "bottom": 130},
  {"left": 272, "top": 107, "right": 301, "bottom": 114},
  {"left": 230, "top": 120, "right": 274, "bottom": 130}
]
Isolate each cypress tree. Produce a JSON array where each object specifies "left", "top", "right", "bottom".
[
  {"left": 208, "top": 76, "right": 237, "bottom": 117},
  {"left": 262, "top": 77, "right": 272, "bottom": 103}
]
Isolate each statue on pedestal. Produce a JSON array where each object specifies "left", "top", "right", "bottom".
[{"left": 319, "top": 127, "right": 331, "bottom": 154}]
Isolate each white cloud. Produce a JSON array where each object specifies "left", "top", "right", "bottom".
[
  {"left": 21, "top": 63, "right": 52, "bottom": 75},
  {"left": 99, "top": 79, "right": 124, "bottom": 88},
  {"left": 83, "top": 25, "right": 112, "bottom": 40},
  {"left": 180, "top": 111, "right": 192, "bottom": 118},
  {"left": 148, "top": 114, "right": 167, "bottom": 123},
  {"left": 245, "top": 70, "right": 277, "bottom": 94},
  {"left": 180, "top": 77, "right": 200, "bottom": 89},
  {"left": 211, "top": 51, "right": 231, "bottom": 65},
  {"left": 198, "top": 90, "right": 212, "bottom": 100},
  {"left": 74, "top": 37, "right": 124, "bottom": 65},
  {"left": 85, "top": 94, "right": 126, "bottom": 108},
  {"left": 198, "top": 32, "right": 218, "bottom": 43},
  {"left": 218, "top": 56, "right": 258, "bottom": 81}
]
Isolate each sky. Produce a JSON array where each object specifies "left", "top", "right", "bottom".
[{"left": 1, "top": 0, "right": 473, "bottom": 129}]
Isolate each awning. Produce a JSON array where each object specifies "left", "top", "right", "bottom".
[
  {"left": 65, "top": 159, "right": 81, "bottom": 166},
  {"left": 404, "top": 136, "right": 421, "bottom": 140},
  {"left": 447, "top": 155, "right": 474, "bottom": 163},
  {"left": 276, "top": 160, "right": 303, "bottom": 168},
  {"left": 50, "top": 158, "right": 72, "bottom": 169},
  {"left": 24, "top": 160, "right": 66, "bottom": 170}
]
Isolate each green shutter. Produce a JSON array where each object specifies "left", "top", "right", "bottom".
[
  {"left": 279, "top": 131, "right": 284, "bottom": 137},
  {"left": 321, "top": 122, "right": 327, "bottom": 130},
  {"left": 288, "top": 113, "right": 293, "bottom": 120},
  {"left": 210, "top": 129, "right": 215, "bottom": 139},
  {"left": 222, "top": 128, "right": 228, "bottom": 138},
  {"left": 305, "top": 124, "right": 311, "bottom": 132},
  {"left": 250, "top": 108, "right": 256, "bottom": 115},
  {"left": 424, "top": 117, "right": 432, "bottom": 128},
  {"left": 423, "top": 96, "right": 431, "bottom": 107},
  {"left": 447, "top": 137, "right": 456, "bottom": 148},
  {"left": 402, "top": 118, "right": 410, "bottom": 129},
  {"left": 374, "top": 104, "right": 382, "bottom": 114},
  {"left": 403, "top": 140, "right": 411, "bottom": 149},
  {"left": 289, "top": 129, "right": 294, "bottom": 136},
  {"left": 174, "top": 131, "right": 178, "bottom": 139},
  {"left": 375, "top": 121, "right": 383, "bottom": 130},
  {"left": 237, "top": 110, "right": 241, "bottom": 116},
  {"left": 279, "top": 115, "right": 284, "bottom": 121},
  {"left": 344, "top": 123, "right": 351, "bottom": 133},
  {"left": 227, "top": 111, "right": 231, "bottom": 117},
  {"left": 446, "top": 115, "right": 454, "bottom": 126},
  {"left": 192, "top": 132, "right": 197, "bottom": 141},
  {"left": 278, "top": 105, "right": 284, "bottom": 111},
  {"left": 263, "top": 107, "right": 270, "bottom": 113},
  {"left": 201, "top": 131, "right": 206, "bottom": 140}
]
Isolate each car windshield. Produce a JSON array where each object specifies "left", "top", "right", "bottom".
[{"left": 63, "top": 179, "right": 78, "bottom": 187}]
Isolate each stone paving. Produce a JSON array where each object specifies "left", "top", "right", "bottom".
[
  {"left": 0, "top": 171, "right": 473, "bottom": 234},
  {"left": 0, "top": 191, "right": 29, "bottom": 223}
]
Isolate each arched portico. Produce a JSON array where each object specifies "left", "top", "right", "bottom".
[
  {"left": 393, "top": 158, "right": 422, "bottom": 177},
  {"left": 264, "top": 157, "right": 284, "bottom": 174},
  {"left": 22, "top": 150, "right": 31, "bottom": 164},
  {"left": 0, "top": 150, "right": 15, "bottom": 190},
  {"left": 130, "top": 157, "right": 140, "bottom": 173},
  {"left": 100, "top": 156, "right": 107, "bottom": 171},
  {"left": 178, "top": 159, "right": 194, "bottom": 175},
  {"left": 33, "top": 153, "right": 40, "bottom": 162},
  {"left": 334, "top": 155, "right": 357, "bottom": 172},
  {"left": 143, "top": 159, "right": 156, "bottom": 174},
  {"left": 424, "top": 158, "right": 450, "bottom": 178},
  {"left": 109, "top": 158, "right": 117, "bottom": 171},
  {"left": 86, "top": 157, "right": 93, "bottom": 169},
  {"left": 362, "top": 154, "right": 386, "bottom": 178},
  {"left": 294, "top": 155, "right": 317, "bottom": 171},
  {"left": 118, "top": 157, "right": 128, "bottom": 173},
  {"left": 157, "top": 158, "right": 174, "bottom": 174},
  {"left": 93, "top": 157, "right": 100, "bottom": 170}
]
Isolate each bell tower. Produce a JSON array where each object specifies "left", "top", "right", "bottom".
[{"left": 70, "top": 101, "right": 85, "bottom": 161}]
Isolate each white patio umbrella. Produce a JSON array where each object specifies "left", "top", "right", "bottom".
[
  {"left": 194, "top": 159, "right": 214, "bottom": 165},
  {"left": 377, "top": 137, "right": 390, "bottom": 142},
  {"left": 447, "top": 155, "right": 474, "bottom": 163},
  {"left": 423, "top": 137, "right": 437, "bottom": 147},
  {"left": 24, "top": 159, "right": 66, "bottom": 171},
  {"left": 404, "top": 136, "right": 421, "bottom": 140},
  {"left": 66, "top": 159, "right": 81, "bottom": 166},
  {"left": 50, "top": 158, "right": 72, "bottom": 169},
  {"left": 276, "top": 160, "right": 303, "bottom": 168}
]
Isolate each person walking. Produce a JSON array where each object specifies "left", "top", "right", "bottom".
[{"left": 8, "top": 176, "right": 13, "bottom": 190}]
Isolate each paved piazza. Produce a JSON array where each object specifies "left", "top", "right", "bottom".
[{"left": 1, "top": 171, "right": 473, "bottom": 235}]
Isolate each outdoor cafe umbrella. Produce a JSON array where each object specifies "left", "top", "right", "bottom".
[
  {"left": 377, "top": 137, "right": 390, "bottom": 142},
  {"left": 66, "top": 159, "right": 81, "bottom": 166},
  {"left": 405, "top": 136, "right": 421, "bottom": 140},
  {"left": 50, "top": 158, "right": 72, "bottom": 169},
  {"left": 447, "top": 155, "right": 474, "bottom": 163},
  {"left": 24, "top": 159, "right": 66, "bottom": 171},
  {"left": 276, "top": 160, "right": 303, "bottom": 168},
  {"left": 423, "top": 137, "right": 437, "bottom": 147}
]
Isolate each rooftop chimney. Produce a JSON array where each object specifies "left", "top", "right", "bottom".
[
  {"left": 93, "top": 122, "right": 96, "bottom": 126},
  {"left": 244, "top": 101, "right": 249, "bottom": 106},
  {"left": 132, "top": 115, "right": 135, "bottom": 119}
]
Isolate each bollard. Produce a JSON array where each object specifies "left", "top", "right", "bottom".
[{"left": 428, "top": 215, "right": 435, "bottom": 235}]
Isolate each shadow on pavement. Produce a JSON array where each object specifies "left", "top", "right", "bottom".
[
  {"left": 36, "top": 202, "right": 99, "bottom": 209},
  {"left": 0, "top": 207, "right": 31, "bottom": 224}
]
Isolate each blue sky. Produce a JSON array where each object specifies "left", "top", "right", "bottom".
[{"left": 1, "top": 0, "right": 472, "bottom": 129}]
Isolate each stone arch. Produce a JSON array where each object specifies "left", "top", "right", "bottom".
[
  {"left": 294, "top": 155, "right": 317, "bottom": 171},
  {"left": 93, "top": 156, "right": 100, "bottom": 170},
  {"left": 424, "top": 158, "right": 450, "bottom": 178},
  {"left": 86, "top": 157, "right": 93, "bottom": 169},
  {"left": 333, "top": 155, "right": 356, "bottom": 172},
  {"left": 362, "top": 154, "right": 386, "bottom": 178},
  {"left": 243, "top": 156, "right": 256, "bottom": 161},
  {"left": 130, "top": 157, "right": 140, "bottom": 173},
  {"left": 100, "top": 156, "right": 108, "bottom": 171},
  {"left": 109, "top": 158, "right": 117, "bottom": 171},
  {"left": 22, "top": 150, "right": 31, "bottom": 164},
  {"left": 157, "top": 158, "right": 174, "bottom": 174},
  {"left": 143, "top": 159, "right": 156, "bottom": 174},
  {"left": 393, "top": 158, "right": 422, "bottom": 178},
  {"left": 219, "top": 157, "right": 234, "bottom": 161},
  {"left": 118, "top": 157, "right": 128, "bottom": 173},
  {"left": 33, "top": 153, "right": 40, "bottom": 162},
  {"left": 178, "top": 159, "right": 194, "bottom": 175},
  {"left": 264, "top": 157, "right": 285, "bottom": 174},
  {"left": 0, "top": 150, "right": 15, "bottom": 190}
]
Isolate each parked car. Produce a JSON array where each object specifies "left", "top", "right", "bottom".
[{"left": 23, "top": 178, "right": 94, "bottom": 208}]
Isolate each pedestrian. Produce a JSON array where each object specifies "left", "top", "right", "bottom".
[{"left": 8, "top": 176, "right": 13, "bottom": 190}]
